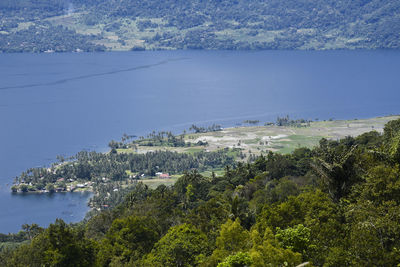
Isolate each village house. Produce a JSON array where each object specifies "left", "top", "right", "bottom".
[{"left": 159, "top": 173, "right": 170, "bottom": 179}]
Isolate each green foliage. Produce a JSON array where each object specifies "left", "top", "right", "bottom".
[
  {"left": 361, "top": 164, "right": 400, "bottom": 204},
  {"left": 186, "top": 197, "right": 230, "bottom": 245},
  {"left": 249, "top": 227, "right": 302, "bottom": 267},
  {"left": 354, "top": 130, "right": 382, "bottom": 148},
  {"left": 342, "top": 200, "right": 400, "bottom": 266},
  {"left": 257, "top": 189, "right": 342, "bottom": 264},
  {"left": 190, "top": 124, "right": 222, "bottom": 133},
  {"left": 143, "top": 223, "right": 209, "bottom": 267},
  {"left": 276, "top": 115, "right": 311, "bottom": 127},
  {"left": 207, "top": 218, "right": 251, "bottom": 266},
  {"left": 46, "top": 183, "right": 55, "bottom": 193},
  {"left": 383, "top": 119, "right": 400, "bottom": 143},
  {"left": 264, "top": 177, "right": 301, "bottom": 204},
  {"left": 388, "top": 132, "right": 400, "bottom": 162},
  {"left": 217, "top": 252, "right": 252, "bottom": 267},
  {"left": 18, "top": 184, "right": 28, "bottom": 193},
  {"left": 311, "top": 143, "right": 360, "bottom": 202},
  {"left": 85, "top": 209, "right": 116, "bottom": 240},
  {"left": 275, "top": 224, "right": 312, "bottom": 254},
  {"left": 21, "top": 223, "right": 44, "bottom": 240},
  {"left": 130, "top": 130, "right": 190, "bottom": 147},
  {"left": 3, "top": 219, "right": 97, "bottom": 267},
  {"left": 44, "top": 220, "right": 96, "bottom": 266},
  {"left": 174, "top": 170, "right": 211, "bottom": 209},
  {"left": 97, "top": 216, "right": 159, "bottom": 265}
]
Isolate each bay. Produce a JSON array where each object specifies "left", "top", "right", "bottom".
[{"left": 0, "top": 50, "right": 399, "bottom": 233}]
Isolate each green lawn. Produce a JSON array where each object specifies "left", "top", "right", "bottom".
[
  {"left": 140, "top": 178, "right": 178, "bottom": 189},
  {"left": 276, "top": 135, "right": 323, "bottom": 154},
  {"left": 184, "top": 147, "right": 205, "bottom": 154}
]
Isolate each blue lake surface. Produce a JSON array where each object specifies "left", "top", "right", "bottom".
[{"left": 1, "top": 50, "right": 400, "bottom": 233}]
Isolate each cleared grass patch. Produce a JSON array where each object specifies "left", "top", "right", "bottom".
[
  {"left": 199, "top": 168, "right": 225, "bottom": 177},
  {"left": 140, "top": 178, "right": 177, "bottom": 189},
  {"left": 243, "top": 138, "right": 261, "bottom": 145},
  {"left": 185, "top": 147, "right": 205, "bottom": 154},
  {"left": 117, "top": 148, "right": 135, "bottom": 154},
  {"left": 276, "top": 135, "right": 323, "bottom": 154}
]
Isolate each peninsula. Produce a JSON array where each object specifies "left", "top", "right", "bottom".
[{"left": 11, "top": 115, "right": 399, "bottom": 210}]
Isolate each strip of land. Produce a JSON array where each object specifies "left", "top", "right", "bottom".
[
  {"left": 133, "top": 115, "right": 400, "bottom": 187},
  {"left": 124, "top": 115, "right": 400, "bottom": 156}
]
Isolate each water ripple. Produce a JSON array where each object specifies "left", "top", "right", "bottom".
[{"left": 0, "top": 57, "right": 187, "bottom": 91}]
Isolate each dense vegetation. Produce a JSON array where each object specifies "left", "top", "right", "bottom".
[
  {"left": 2, "top": 118, "right": 400, "bottom": 266},
  {"left": 1, "top": 0, "right": 399, "bottom": 52},
  {"left": 11, "top": 143, "right": 237, "bottom": 209},
  {"left": 0, "top": 0, "right": 106, "bottom": 52}
]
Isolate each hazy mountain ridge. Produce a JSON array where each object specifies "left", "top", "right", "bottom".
[{"left": 1, "top": 0, "right": 399, "bottom": 52}]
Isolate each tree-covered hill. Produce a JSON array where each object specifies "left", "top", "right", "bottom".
[
  {"left": 1, "top": 118, "right": 400, "bottom": 266},
  {"left": 0, "top": 0, "right": 399, "bottom": 52}
]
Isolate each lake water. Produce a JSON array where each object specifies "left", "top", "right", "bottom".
[{"left": 1, "top": 50, "right": 400, "bottom": 233}]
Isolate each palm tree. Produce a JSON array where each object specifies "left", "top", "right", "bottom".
[{"left": 311, "top": 145, "right": 359, "bottom": 202}]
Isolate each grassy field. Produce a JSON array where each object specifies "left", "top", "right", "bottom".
[
  {"left": 129, "top": 115, "right": 400, "bottom": 157},
  {"left": 139, "top": 178, "right": 178, "bottom": 189},
  {"left": 181, "top": 115, "right": 400, "bottom": 156},
  {"left": 140, "top": 169, "right": 225, "bottom": 189}
]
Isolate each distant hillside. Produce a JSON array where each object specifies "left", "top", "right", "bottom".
[{"left": 1, "top": 0, "right": 399, "bottom": 52}]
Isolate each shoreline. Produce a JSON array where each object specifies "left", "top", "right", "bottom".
[
  {"left": 3, "top": 48, "right": 400, "bottom": 54},
  {"left": 11, "top": 187, "right": 93, "bottom": 194}
]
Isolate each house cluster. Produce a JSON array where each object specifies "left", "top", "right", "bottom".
[
  {"left": 67, "top": 181, "right": 93, "bottom": 192},
  {"left": 155, "top": 172, "right": 171, "bottom": 179}
]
